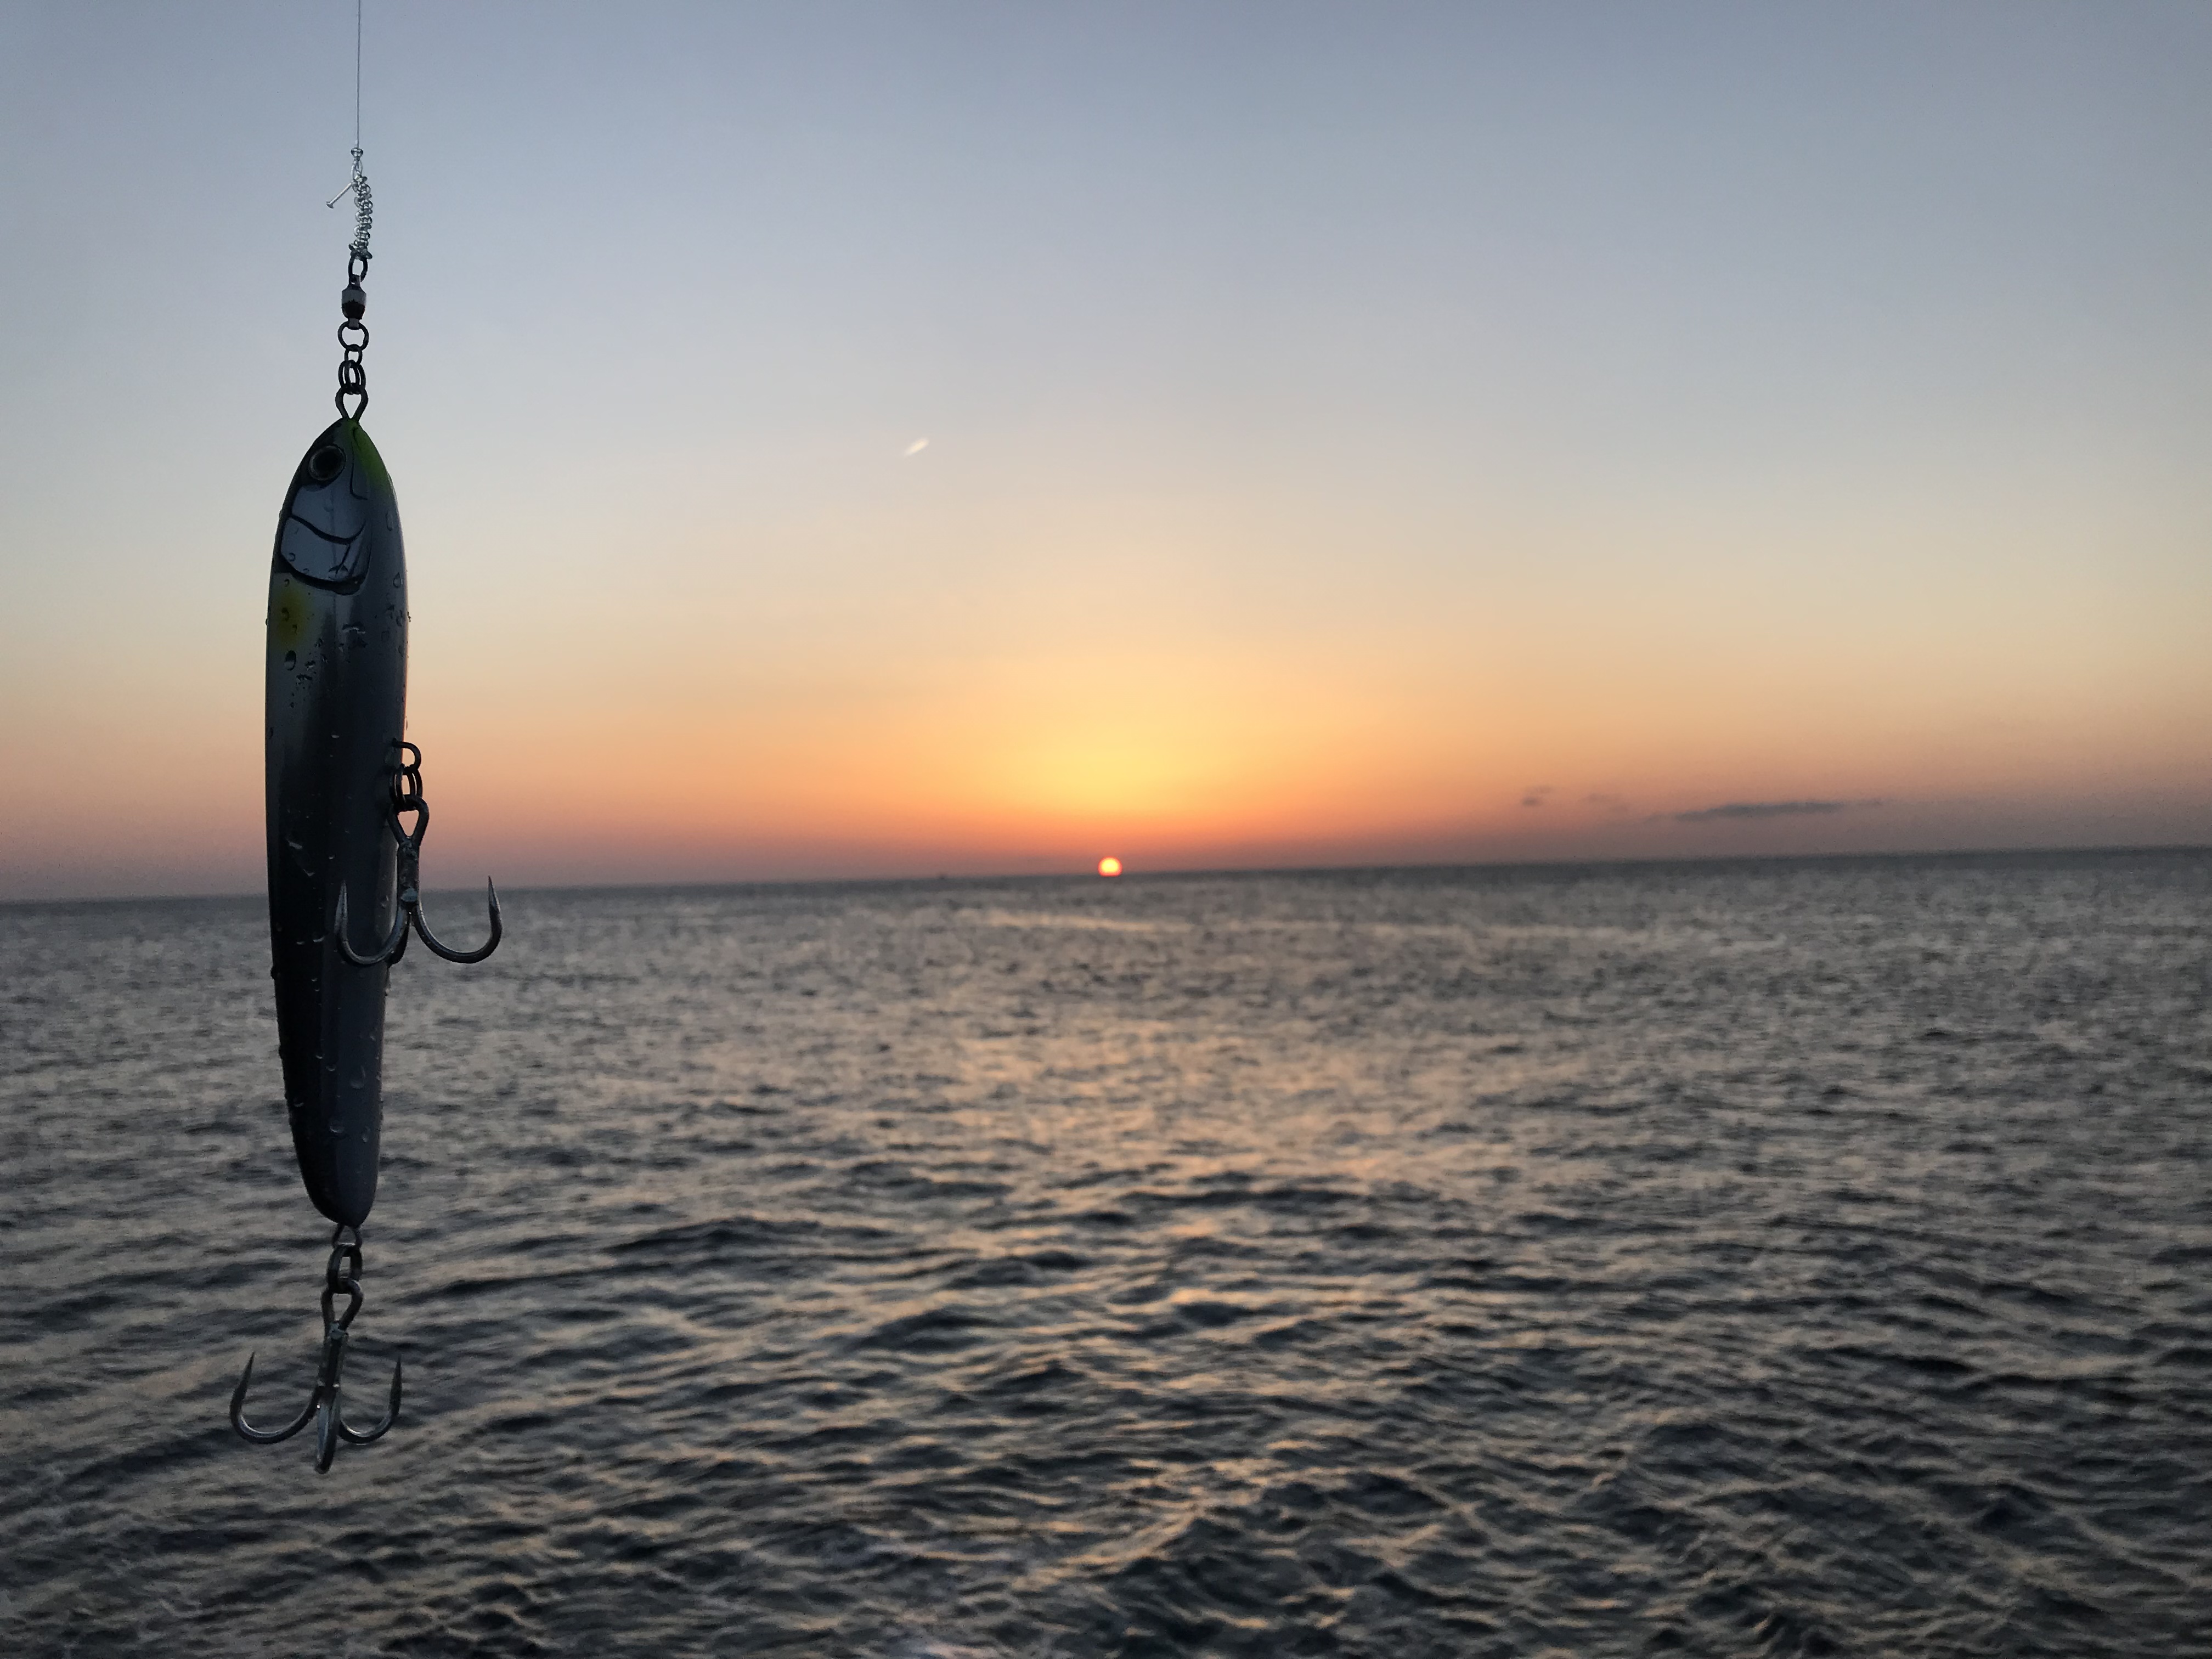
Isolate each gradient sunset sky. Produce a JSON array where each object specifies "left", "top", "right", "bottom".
[{"left": 3, "top": 2, "right": 2207, "bottom": 900}]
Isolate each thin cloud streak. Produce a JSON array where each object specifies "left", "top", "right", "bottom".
[{"left": 1673, "top": 799, "right": 1885, "bottom": 822}]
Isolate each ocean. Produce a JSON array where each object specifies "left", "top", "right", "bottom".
[{"left": 3, "top": 851, "right": 2208, "bottom": 1657}]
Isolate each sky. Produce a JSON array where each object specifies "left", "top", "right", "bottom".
[{"left": 2, "top": 2, "right": 2208, "bottom": 900}]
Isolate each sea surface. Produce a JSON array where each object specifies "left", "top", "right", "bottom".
[{"left": 3, "top": 852, "right": 2209, "bottom": 1658}]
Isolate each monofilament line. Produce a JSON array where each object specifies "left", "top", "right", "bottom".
[{"left": 327, "top": 0, "right": 373, "bottom": 258}]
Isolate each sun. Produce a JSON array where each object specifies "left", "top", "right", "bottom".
[{"left": 1097, "top": 856, "right": 1122, "bottom": 878}]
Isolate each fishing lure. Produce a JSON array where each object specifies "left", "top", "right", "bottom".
[{"left": 231, "top": 144, "right": 501, "bottom": 1472}]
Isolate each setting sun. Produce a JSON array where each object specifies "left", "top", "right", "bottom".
[{"left": 1097, "top": 856, "right": 1122, "bottom": 878}]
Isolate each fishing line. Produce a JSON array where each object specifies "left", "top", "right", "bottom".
[
  {"left": 326, "top": 0, "right": 371, "bottom": 261},
  {"left": 325, "top": 0, "right": 372, "bottom": 417}
]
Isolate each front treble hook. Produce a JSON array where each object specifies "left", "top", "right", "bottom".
[
  {"left": 231, "top": 1225, "right": 403, "bottom": 1474},
  {"left": 335, "top": 740, "right": 502, "bottom": 968}
]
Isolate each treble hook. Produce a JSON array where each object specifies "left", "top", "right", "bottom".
[
  {"left": 335, "top": 741, "right": 502, "bottom": 968},
  {"left": 231, "top": 1226, "right": 403, "bottom": 1473}
]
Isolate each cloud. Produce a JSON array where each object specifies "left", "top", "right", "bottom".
[
  {"left": 1672, "top": 798, "right": 1883, "bottom": 822},
  {"left": 1520, "top": 784, "right": 1554, "bottom": 809},
  {"left": 905, "top": 438, "right": 929, "bottom": 456}
]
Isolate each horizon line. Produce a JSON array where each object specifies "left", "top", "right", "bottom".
[{"left": 7, "top": 839, "right": 2205, "bottom": 911}]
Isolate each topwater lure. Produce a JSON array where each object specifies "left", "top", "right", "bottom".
[{"left": 230, "top": 138, "right": 501, "bottom": 1472}]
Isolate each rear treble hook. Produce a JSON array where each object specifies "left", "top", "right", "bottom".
[
  {"left": 335, "top": 740, "right": 502, "bottom": 968},
  {"left": 231, "top": 1224, "right": 402, "bottom": 1474}
]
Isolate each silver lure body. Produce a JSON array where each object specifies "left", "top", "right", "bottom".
[{"left": 265, "top": 416, "right": 407, "bottom": 1229}]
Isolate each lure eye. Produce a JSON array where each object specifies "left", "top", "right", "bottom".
[{"left": 306, "top": 445, "right": 346, "bottom": 484}]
